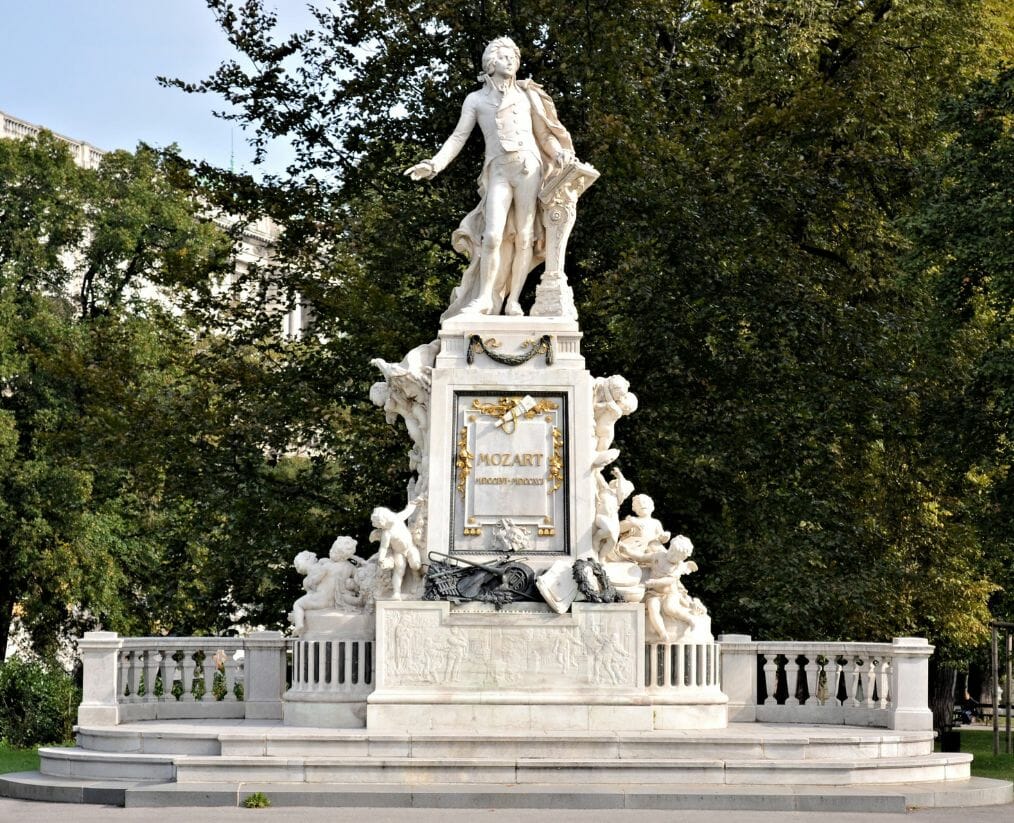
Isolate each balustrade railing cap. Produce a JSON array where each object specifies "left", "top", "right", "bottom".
[
  {"left": 717, "top": 634, "right": 753, "bottom": 643},
  {"left": 81, "top": 631, "right": 120, "bottom": 642}
]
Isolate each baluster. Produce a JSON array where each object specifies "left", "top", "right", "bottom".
[
  {"left": 688, "top": 643, "right": 698, "bottom": 688},
  {"left": 200, "top": 649, "right": 216, "bottom": 701},
  {"left": 826, "top": 656, "right": 842, "bottom": 704},
  {"left": 293, "top": 642, "right": 302, "bottom": 688},
  {"left": 878, "top": 658, "right": 891, "bottom": 708},
  {"left": 345, "top": 640, "right": 354, "bottom": 688},
  {"left": 675, "top": 643, "right": 685, "bottom": 688},
  {"left": 714, "top": 644, "right": 722, "bottom": 688},
  {"left": 179, "top": 649, "right": 196, "bottom": 701},
  {"left": 785, "top": 655, "right": 800, "bottom": 706},
  {"left": 330, "top": 641, "right": 341, "bottom": 692},
  {"left": 119, "top": 651, "right": 131, "bottom": 700},
  {"left": 762, "top": 654, "right": 779, "bottom": 705},
  {"left": 127, "top": 651, "right": 143, "bottom": 701},
  {"left": 662, "top": 643, "right": 672, "bottom": 687},
  {"left": 223, "top": 649, "right": 238, "bottom": 701},
  {"left": 863, "top": 659, "right": 877, "bottom": 708},
  {"left": 157, "top": 648, "right": 172, "bottom": 701},
  {"left": 143, "top": 649, "right": 161, "bottom": 702},
  {"left": 804, "top": 656, "right": 820, "bottom": 705},
  {"left": 845, "top": 657, "right": 861, "bottom": 706}
]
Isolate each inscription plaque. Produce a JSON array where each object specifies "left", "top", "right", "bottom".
[{"left": 452, "top": 391, "right": 568, "bottom": 555}]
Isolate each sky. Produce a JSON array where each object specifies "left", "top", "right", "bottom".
[{"left": 0, "top": 0, "right": 301, "bottom": 175}]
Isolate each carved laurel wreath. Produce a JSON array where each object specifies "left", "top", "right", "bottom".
[
  {"left": 572, "top": 558, "right": 624, "bottom": 604},
  {"left": 467, "top": 334, "right": 554, "bottom": 366}
]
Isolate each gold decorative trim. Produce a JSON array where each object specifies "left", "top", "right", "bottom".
[
  {"left": 462, "top": 527, "right": 482, "bottom": 536},
  {"left": 471, "top": 397, "right": 559, "bottom": 419},
  {"left": 456, "top": 426, "right": 472, "bottom": 498},
  {"left": 548, "top": 427, "right": 564, "bottom": 493}
]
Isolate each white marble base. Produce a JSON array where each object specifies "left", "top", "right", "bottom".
[
  {"left": 368, "top": 600, "right": 727, "bottom": 732},
  {"left": 283, "top": 697, "right": 367, "bottom": 728}
]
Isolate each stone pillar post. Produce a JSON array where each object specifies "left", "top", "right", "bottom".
[
  {"left": 718, "top": 634, "right": 757, "bottom": 722},
  {"left": 888, "top": 636, "right": 934, "bottom": 731},
  {"left": 77, "top": 631, "right": 123, "bottom": 726},
  {"left": 243, "top": 630, "right": 287, "bottom": 720}
]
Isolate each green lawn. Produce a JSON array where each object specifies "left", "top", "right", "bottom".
[
  {"left": 940, "top": 727, "right": 1014, "bottom": 781},
  {"left": 0, "top": 742, "right": 40, "bottom": 774}
]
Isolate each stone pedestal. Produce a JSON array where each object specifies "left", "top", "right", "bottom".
[
  {"left": 427, "top": 316, "right": 595, "bottom": 567},
  {"left": 367, "top": 600, "right": 726, "bottom": 732},
  {"left": 284, "top": 614, "right": 376, "bottom": 728}
]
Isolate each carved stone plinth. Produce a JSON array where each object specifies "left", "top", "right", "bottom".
[
  {"left": 531, "top": 160, "right": 599, "bottom": 319},
  {"left": 368, "top": 600, "right": 727, "bottom": 732}
]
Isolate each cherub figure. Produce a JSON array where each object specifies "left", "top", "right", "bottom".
[
  {"left": 611, "top": 494, "right": 670, "bottom": 564},
  {"left": 593, "top": 467, "right": 635, "bottom": 559},
  {"left": 370, "top": 502, "right": 423, "bottom": 600},
  {"left": 288, "top": 536, "right": 359, "bottom": 634},
  {"left": 592, "top": 375, "right": 638, "bottom": 467},
  {"left": 643, "top": 535, "right": 704, "bottom": 639}
]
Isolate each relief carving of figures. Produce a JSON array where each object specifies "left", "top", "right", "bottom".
[
  {"left": 587, "top": 622, "right": 631, "bottom": 686},
  {"left": 591, "top": 375, "right": 638, "bottom": 467},
  {"left": 406, "top": 37, "right": 589, "bottom": 320},
  {"left": 592, "top": 467, "right": 635, "bottom": 559},
  {"left": 288, "top": 536, "right": 360, "bottom": 635},
  {"left": 370, "top": 502, "right": 424, "bottom": 600},
  {"left": 370, "top": 339, "right": 440, "bottom": 500},
  {"left": 643, "top": 535, "right": 707, "bottom": 640}
]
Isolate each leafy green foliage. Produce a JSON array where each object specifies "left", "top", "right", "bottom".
[
  {"left": 242, "top": 790, "right": 272, "bottom": 808},
  {"left": 0, "top": 657, "right": 79, "bottom": 747},
  {"left": 163, "top": 0, "right": 1012, "bottom": 656},
  {"left": 909, "top": 67, "right": 1014, "bottom": 626}
]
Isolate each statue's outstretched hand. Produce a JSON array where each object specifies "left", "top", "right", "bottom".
[{"left": 405, "top": 160, "right": 437, "bottom": 181}]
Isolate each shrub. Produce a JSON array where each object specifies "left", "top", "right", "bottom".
[
  {"left": 243, "top": 791, "right": 271, "bottom": 808},
  {"left": 0, "top": 657, "right": 80, "bottom": 747}
]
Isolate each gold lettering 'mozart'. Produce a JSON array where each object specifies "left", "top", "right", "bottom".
[{"left": 477, "top": 452, "right": 544, "bottom": 467}]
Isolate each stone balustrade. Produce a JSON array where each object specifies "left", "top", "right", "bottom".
[
  {"left": 77, "top": 631, "right": 287, "bottom": 725},
  {"left": 645, "top": 640, "right": 721, "bottom": 691},
  {"left": 719, "top": 635, "right": 934, "bottom": 730},
  {"left": 77, "top": 629, "right": 934, "bottom": 731},
  {"left": 288, "top": 638, "right": 374, "bottom": 696}
]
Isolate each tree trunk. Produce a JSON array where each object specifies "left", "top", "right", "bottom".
[{"left": 931, "top": 662, "right": 958, "bottom": 733}]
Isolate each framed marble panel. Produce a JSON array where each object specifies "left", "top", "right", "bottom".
[{"left": 450, "top": 391, "right": 569, "bottom": 555}]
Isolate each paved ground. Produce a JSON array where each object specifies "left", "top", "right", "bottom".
[{"left": 1, "top": 799, "right": 1013, "bottom": 822}]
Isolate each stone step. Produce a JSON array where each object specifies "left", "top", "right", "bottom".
[
  {"left": 76, "top": 725, "right": 222, "bottom": 755},
  {"left": 171, "top": 751, "right": 971, "bottom": 786},
  {"left": 39, "top": 746, "right": 176, "bottom": 781},
  {"left": 214, "top": 728, "right": 934, "bottom": 760},
  {"left": 0, "top": 771, "right": 156, "bottom": 805},
  {"left": 124, "top": 777, "right": 1014, "bottom": 811}
]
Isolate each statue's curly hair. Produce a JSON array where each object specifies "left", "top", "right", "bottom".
[{"left": 482, "top": 36, "right": 521, "bottom": 76}]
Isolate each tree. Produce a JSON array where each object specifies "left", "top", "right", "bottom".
[
  {"left": 910, "top": 67, "right": 1014, "bottom": 626},
  {"left": 167, "top": 0, "right": 1011, "bottom": 654},
  {"left": 0, "top": 133, "right": 234, "bottom": 657}
]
